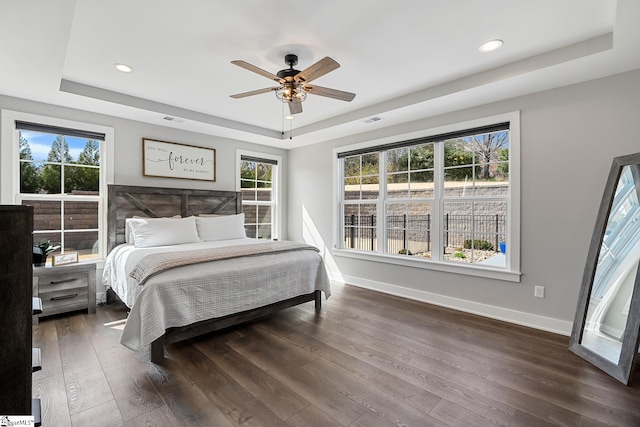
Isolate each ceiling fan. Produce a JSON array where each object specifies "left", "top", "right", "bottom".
[{"left": 230, "top": 54, "right": 356, "bottom": 115}]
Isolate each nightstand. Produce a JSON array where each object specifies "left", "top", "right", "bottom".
[{"left": 32, "top": 262, "right": 96, "bottom": 320}]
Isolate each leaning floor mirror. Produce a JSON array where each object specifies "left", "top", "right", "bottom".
[{"left": 569, "top": 152, "right": 640, "bottom": 385}]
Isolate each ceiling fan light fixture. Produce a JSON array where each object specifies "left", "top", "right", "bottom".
[
  {"left": 275, "top": 83, "right": 307, "bottom": 103},
  {"left": 479, "top": 39, "right": 503, "bottom": 53}
]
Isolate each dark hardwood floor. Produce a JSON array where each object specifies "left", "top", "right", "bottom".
[{"left": 32, "top": 283, "right": 640, "bottom": 427}]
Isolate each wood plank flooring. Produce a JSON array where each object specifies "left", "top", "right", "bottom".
[{"left": 32, "top": 283, "right": 640, "bottom": 426}]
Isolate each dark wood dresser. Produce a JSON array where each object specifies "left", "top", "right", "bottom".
[{"left": 0, "top": 205, "right": 40, "bottom": 423}]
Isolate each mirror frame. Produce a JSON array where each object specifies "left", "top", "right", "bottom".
[{"left": 569, "top": 152, "right": 640, "bottom": 385}]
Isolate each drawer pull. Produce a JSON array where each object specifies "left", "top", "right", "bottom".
[
  {"left": 48, "top": 278, "right": 78, "bottom": 285},
  {"left": 50, "top": 293, "right": 78, "bottom": 301}
]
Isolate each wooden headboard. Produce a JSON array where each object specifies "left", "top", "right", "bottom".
[{"left": 107, "top": 185, "right": 242, "bottom": 253}]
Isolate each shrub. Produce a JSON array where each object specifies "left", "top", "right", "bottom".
[
  {"left": 454, "top": 252, "right": 466, "bottom": 258},
  {"left": 398, "top": 248, "right": 413, "bottom": 255},
  {"left": 463, "top": 239, "right": 493, "bottom": 251}
]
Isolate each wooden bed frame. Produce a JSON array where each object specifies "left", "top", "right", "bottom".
[{"left": 107, "top": 184, "right": 321, "bottom": 363}]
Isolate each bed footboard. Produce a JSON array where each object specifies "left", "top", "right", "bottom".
[{"left": 150, "top": 290, "right": 322, "bottom": 363}]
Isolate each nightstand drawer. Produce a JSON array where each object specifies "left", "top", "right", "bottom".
[
  {"left": 36, "top": 271, "right": 88, "bottom": 290},
  {"left": 39, "top": 286, "right": 88, "bottom": 314}
]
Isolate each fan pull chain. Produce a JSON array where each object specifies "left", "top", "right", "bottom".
[{"left": 281, "top": 102, "right": 285, "bottom": 136}]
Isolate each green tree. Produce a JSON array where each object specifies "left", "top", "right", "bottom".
[
  {"left": 66, "top": 140, "right": 100, "bottom": 192},
  {"left": 387, "top": 144, "right": 434, "bottom": 184},
  {"left": 496, "top": 147, "right": 509, "bottom": 179},
  {"left": 443, "top": 140, "right": 474, "bottom": 181},
  {"left": 40, "top": 135, "right": 71, "bottom": 193},
  {"left": 240, "top": 161, "right": 256, "bottom": 187},
  {"left": 78, "top": 140, "right": 100, "bottom": 165},
  {"left": 344, "top": 153, "right": 378, "bottom": 185},
  {"left": 256, "top": 163, "right": 272, "bottom": 188},
  {"left": 240, "top": 161, "right": 272, "bottom": 188},
  {"left": 19, "top": 133, "right": 41, "bottom": 193}
]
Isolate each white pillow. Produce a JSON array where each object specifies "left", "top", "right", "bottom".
[
  {"left": 129, "top": 216, "right": 200, "bottom": 248},
  {"left": 125, "top": 215, "right": 180, "bottom": 244},
  {"left": 195, "top": 214, "right": 247, "bottom": 241}
]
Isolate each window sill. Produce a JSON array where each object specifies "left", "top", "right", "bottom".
[{"left": 332, "top": 248, "right": 521, "bottom": 282}]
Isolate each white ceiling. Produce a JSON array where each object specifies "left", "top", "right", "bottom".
[{"left": 1, "top": 0, "right": 639, "bottom": 149}]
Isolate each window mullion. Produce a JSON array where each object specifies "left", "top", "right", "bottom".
[
  {"left": 338, "top": 158, "right": 345, "bottom": 248},
  {"left": 431, "top": 142, "right": 444, "bottom": 261},
  {"left": 271, "top": 165, "right": 277, "bottom": 239},
  {"left": 378, "top": 151, "right": 386, "bottom": 254},
  {"left": 61, "top": 151, "right": 65, "bottom": 195},
  {"left": 60, "top": 200, "right": 65, "bottom": 252}
]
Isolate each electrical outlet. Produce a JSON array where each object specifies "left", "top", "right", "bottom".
[{"left": 534, "top": 285, "right": 545, "bottom": 298}]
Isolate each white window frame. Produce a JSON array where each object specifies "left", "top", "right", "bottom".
[
  {"left": 235, "top": 149, "right": 282, "bottom": 240},
  {"left": 1, "top": 110, "right": 114, "bottom": 259},
  {"left": 333, "top": 112, "right": 521, "bottom": 282}
]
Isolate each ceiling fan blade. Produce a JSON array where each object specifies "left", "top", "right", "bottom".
[
  {"left": 295, "top": 57, "right": 340, "bottom": 83},
  {"left": 288, "top": 100, "right": 303, "bottom": 115},
  {"left": 304, "top": 85, "right": 356, "bottom": 102},
  {"left": 230, "top": 86, "right": 281, "bottom": 99},
  {"left": 231, "top": 60, "right": 283, "bottom": 83}
]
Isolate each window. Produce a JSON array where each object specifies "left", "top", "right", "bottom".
[
  {"left": 238, "top": 151, "right": 280, "bottom": 240},
  {"left": 2, "top": 111, "right": 113, "bottom": 262},
  {"left": 336, "top": 113, "right": 520, "bottom": 280}
]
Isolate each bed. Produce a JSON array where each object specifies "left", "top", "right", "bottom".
[{"left": 104, "top": 184, "right": 331, "bottom": 363}]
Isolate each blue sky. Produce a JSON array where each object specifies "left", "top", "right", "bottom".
[{"left": 21, "top": 130, "right": 87, "bottom": 162}]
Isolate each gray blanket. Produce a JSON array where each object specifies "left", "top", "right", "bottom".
[{"left": 129, "top": 240, "right": 319, "bottom": 285}]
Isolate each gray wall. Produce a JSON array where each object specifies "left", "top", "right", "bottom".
[
  {"left": 0, "top": 94, "right": 288, "bottom": 226},
  {"left": 287, "top": 69, "right": 640, "bottom": 334}
]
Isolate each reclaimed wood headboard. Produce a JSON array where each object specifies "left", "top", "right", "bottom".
[{"left": 107, "top": 185, "right": 242, "bottom": 253}]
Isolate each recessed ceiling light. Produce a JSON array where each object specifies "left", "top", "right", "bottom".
[
  {"left": 479, "top": 39, "right": 503, "bottom": 53},
  {"left": 114, "top": 63, "right": 133, "bottom": 73},
  {"left": 285, "top": 115, "right": 295, "bottom": 120}
]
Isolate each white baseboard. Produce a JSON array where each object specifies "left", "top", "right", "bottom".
[{"left": 341, "top": 275, "right": 573, "bottom": 336}]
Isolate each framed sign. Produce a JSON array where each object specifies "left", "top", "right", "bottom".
[
  {"left": 52, "top": 252, "right": 79, "bottom": 266},
  {"left": 143, "top": 138, "right": 216, "bottom": 181}
]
